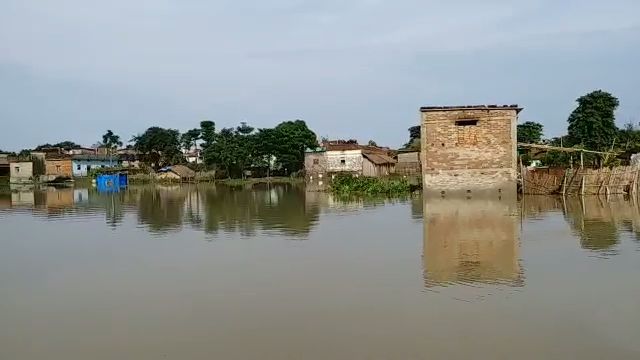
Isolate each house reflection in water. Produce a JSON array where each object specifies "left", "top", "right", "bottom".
[{"left": 422, "top": 193, "right": 523, "bottom": 287}]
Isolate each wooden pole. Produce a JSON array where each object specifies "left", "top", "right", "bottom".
[
  {"left": 562, "top": 171, "right": 567, "bottom": 196},
  {"left": 581, "top": 174, "right": 585, "bottom": 196},
  {"left": 580, "top": 151, "right": 584, "bottom": 169}
]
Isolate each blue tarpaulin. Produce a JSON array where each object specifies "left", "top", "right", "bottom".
[{"left": 96, "top": 173, "right": 128, "bottom": 193}]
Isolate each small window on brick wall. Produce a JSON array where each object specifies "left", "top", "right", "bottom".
[
  {"left": 340, "top": 158, "right": 346, "bottom": 165},
  {"left": 313, "top": 158, "right": 319, "bottom": 165},
  {"left": 455, "top": 119, "right": 478, "bottom": 126}
]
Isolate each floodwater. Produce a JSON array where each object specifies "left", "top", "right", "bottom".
[{"left": 1, "top": 184, "right": 639, "bottom": 360}]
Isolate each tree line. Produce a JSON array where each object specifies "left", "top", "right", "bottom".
[{"left": 5, "top": 120, "right": 318, "bottom": 178}]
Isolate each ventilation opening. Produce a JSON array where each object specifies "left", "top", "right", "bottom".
[{"left": 455, "top": 119, "right": 478, "bottom": 126}]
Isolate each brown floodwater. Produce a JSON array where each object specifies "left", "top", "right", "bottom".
[{"left": 0, "top": 184, "right": 639, "bottom": 359}]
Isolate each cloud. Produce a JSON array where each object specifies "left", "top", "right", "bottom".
[{"left": 0, "top": 0, "right": 639, "bottom": 149}]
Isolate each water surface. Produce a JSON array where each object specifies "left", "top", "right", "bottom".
[{"left": 1, "top": 185, "right": 639, "bottom": 359}]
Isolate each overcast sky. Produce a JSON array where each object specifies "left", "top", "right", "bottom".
[{"left": 1, "top": 0, "right": 639, "bottom": 150}]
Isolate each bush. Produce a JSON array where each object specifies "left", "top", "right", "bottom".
[{"left": 329, "top": 174, "right": 411, "bottom": 196}]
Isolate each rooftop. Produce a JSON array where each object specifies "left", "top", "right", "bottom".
[{"left": 420, "top": 104, "right": 522, "bottom": 113}]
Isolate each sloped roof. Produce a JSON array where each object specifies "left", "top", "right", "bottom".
[
  {"left": 167, "top": 165, "right": 196, "bottom": 178},
  {"left": 363, "top": 152, "right": 397, "bottom": 165}
]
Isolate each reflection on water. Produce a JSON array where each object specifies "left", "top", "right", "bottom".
[
  {"left": 423, "top": 194, "right": 523, "bottom": 287},
  {"left": 2, "top": 185, "right": 640, "bottom": 358}
]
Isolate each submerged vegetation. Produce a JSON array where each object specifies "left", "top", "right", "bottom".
[{"left": 329, "top": 174, "right": 413, "bottom": 196}]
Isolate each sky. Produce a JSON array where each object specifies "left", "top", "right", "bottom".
[{"left": 1, "top": 0, "right": 639, "bottom": 151}]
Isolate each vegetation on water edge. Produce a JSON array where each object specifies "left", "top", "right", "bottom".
[
  {"left": 329, "top": 174, "right": 413, "bottom": 196},
  {"left": 217, "top": 177, "right": 304, "bottom": 187}
]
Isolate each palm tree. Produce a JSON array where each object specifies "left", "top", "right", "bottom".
[{"left": 101, "top": 130, "right": 123, "bottom": 166}]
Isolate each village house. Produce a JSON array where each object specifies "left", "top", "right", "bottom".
[
  {"left": 72, "top": 154, "right": 121, "bottom": 177},
  {"left": 117, "top": 149, "right": 141, "bottom": 168},
  {"left": 157, "top": 165, "right": 196, "bottom": 182},
  {"left": 305, "top": 142, "right": 397, "bottom": 190},
  {"left": 9, "top": 161, "right": 35, "bottom": 184},
  {"left": 43, "top": 156, "right": 73, "bottom": 182},
  {"left": 420, "top": 105, "right": 521, "bottom": 195}
]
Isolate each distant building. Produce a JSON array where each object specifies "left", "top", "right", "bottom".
[
  {"left": 420, "top": 105, "right": 521, "bottom": 195},
  {"left": 304, "top": 142, "right": 396, "bottom": 190},
  {"left": 44, "top": 157, "right": 73, "bottom": 181},
  {"left": 9, "top": 161, "right": 34, "bottom": 184},
  {"left": 183, "top": 149, "right": 202, "bottom": 164},
  {"left": 157, "top": 165, "right": 196, "bottom": 182},
  {"left": 72, "top": 155, "right": 121, "bottom": 177}
]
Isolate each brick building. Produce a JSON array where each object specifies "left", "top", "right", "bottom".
[{"left": 420, "top": 105, "right": 521, "bottom": 195}]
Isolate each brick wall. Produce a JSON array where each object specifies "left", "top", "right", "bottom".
[
  {"left": 421, "top": 108, "right": 518, "bottom": 192},
  {"left": 45, "top": 159, "right": 73, "bottom": 178}
]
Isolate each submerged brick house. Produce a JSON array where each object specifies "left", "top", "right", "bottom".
[{"left": 420, "top": 105, "right": 521, "bottom": 195}]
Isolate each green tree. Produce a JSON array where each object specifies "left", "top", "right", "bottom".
[
  {"left": 101, "top": 130, "right": 123, "bottom": 164},
  {"left": 132, "top": 127, "right": 182, "bottom": 169},
  {"left": 517, "top": 121, "right": 544, "bottom": 144},
  {"left": 403, "top": 125, "right": 421, "bottom": 150},
  {"left": 271, "top": 120, "right": 317, "bottom": 175},
  {"left": 200, "top": 120, "right": 217, "bottom": 167},
  {"left": 35, "top": 141, "right": 81, "bottom": 151},
  {"left": 367, "top": 140, "right": 378, "bottom": 147},
  {"left": 181, "top": 128, "right": 201, "bottom": 152},
  {"left": 567, "top": 90, "right": 619, "bottom": 151},
  {"left": 206, "top": 128, "right": 238, "bottom": 177}
]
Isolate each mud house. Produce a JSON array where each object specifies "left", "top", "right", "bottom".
[
  {"left": 157, "top": 165, "right": 196, "bottom": 182},
  {"left": 420, "top": 105, "right": 521, "bottom": 195}
]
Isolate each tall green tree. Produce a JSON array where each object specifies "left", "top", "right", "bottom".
[
  {"left": 517, "top": 121, "right": 544, "bottom": 144},
  {"left": 271, "top": 120, "right": 317, "bottom": 175},
  {"left": 200, "top": 121, "right": 217, "bottom": 167},
  {"left": 132, "top": 127, "right": 182, "bottom": 169},
  {"left": 567, "top": 90, "right": 619, "bottom": 151}
]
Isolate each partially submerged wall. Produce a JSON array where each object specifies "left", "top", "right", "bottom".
[{"left": 421, "top": 106, "right": 519, "bottom": 195}]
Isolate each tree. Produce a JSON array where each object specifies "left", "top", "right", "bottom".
[
  {"left": 567, "top": 90, "right": 619, "bottom": 151},
  {"left": 200, "top": 121, "right": 217, "bottom": 167},
  {"left": 271, "top": 120, "right": 317, "bottom": 175},
  {"left": 35, "top": 141, "right": 81, "bottom": 151},
  {"left": 367, "top": 140, "right": 378, "bottom": 147},
  {"left": 132, "top": 127, "right": 182, "bottom": 169},
  {"left": 403, "top": 125, "right": 421, "bottom": 150},
  {"left": 517, "top": 121, "right": 544, "bottom": 144},
  {"left": 206, "top": 128, "right": 238, "bottom": 177},
  {"left": 101, "top": 130, "right": 123, "bottom": 164},
  {"left": 181, "top": 129, "right": 201, "bottom": 151}
]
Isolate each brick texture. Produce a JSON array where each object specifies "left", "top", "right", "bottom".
[{"left": 421, "top": 108, "right": 518, "bottom": 193}]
